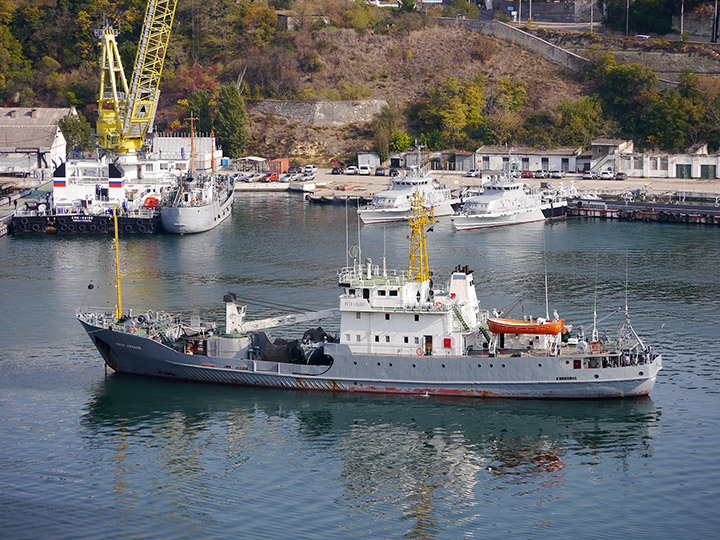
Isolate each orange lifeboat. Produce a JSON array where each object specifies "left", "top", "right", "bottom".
[
  {"left": 144, "top": 196, "right": 160, "bottom": 209},
  {"left": 487, "top": 317, "right": 565, "bottom": 335}
]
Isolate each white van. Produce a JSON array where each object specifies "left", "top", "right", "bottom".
[{"left": 358, "top": 165, "right": 371, "bottom": 175}]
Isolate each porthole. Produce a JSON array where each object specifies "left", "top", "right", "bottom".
[
  {"left": 501, "top": 364, "right": 506, "bottom": 368},
  {"left": 565, "top": 360, "right": 570, "bottom": 365},
  {"left": 353, "top": 361, "right": 357, "bottom": 365},
  {"left": 594, "top": 374, "right": 599, "bottom": 379},
  {"left": 442, "top": 364, "right": 446, "bottom": 368},
  {"left": 389, "top": 363, "right": 393, "bottom": 367},
  {"left": 354, "top": 381, "right": 357, "bottom": 385},
  {"left": 477, "top": 363, "right": 482, "bottom": 368},
  {"left": 377, "top": 362, "right": 381, "bottom": 366},
  {"left": 412, "top": 363, "right": 416, "bottom": 368},
  {"left": 490, "top": 363, "right": 494, "bottom": 368},
  {"left": 639, "top": 371, "right": 644, "bottom": 376},
  {"left": 538, "top": 363, "right": 542, "bottom": 367}
]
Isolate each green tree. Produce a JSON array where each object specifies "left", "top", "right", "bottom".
[
  {"left": 556, "top": 96, "right": 604, "bottom": 147},
  {"left": 389, "top": 130, "right": 413, "bottom": 153},
  {"left": 187, "top": 89, "right": 213, "bottom": 134},
  {"left": 215, "top": 83, "right": 249, "bottom": 158},
  {"left": 58, "top": 113, "right": 93, "bottom": 151}
]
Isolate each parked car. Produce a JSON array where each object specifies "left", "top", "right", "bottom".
[
  {"left": 304, "top": 165, "right": 317, "bottom": 175},
  {"left": 331, "top": 166, "right": 344, "bottom": 175},
  {"left": 261, "top": 172, "right": 279, "bottom": 182},
  {"left": 600, "top": 170, "right": 614, "bottom": 180},
  {"left": 245, "top": 173, "right": 261, "bottom": 182},
  {"left": 358, "top": 165, "right": 371, "bottom": 175},
  {"left": 288, "top": 166, "right": 301, "bottom": 174},
  {"left": 465, "top": 169, "right": 479, "bottom": 177},
  {"left": 345, "top": 166, "right": 358, "bottom": 175},
  {"left": 375, "top": 167, "right": 386, "bottom": 176},
  {"left": 389, "top": 168, "right": 400, "bottom": 177},
  {"left": 520, "top": 170, "right": 533, "bottom": 178},
  {"left": 533, "top": 170, "right": 548, "bottom": 179},
  {"left": 582, "top": 170, "right": 595, "bottom": 180},
  {"left": 615, "top": 172, "right": 628, "bottom": 181},
  {"left": 279, "top": 173, "right": 294, "bottom": 182},
  {"left": 550, "top": 170, "right": 565, "bottom": 179}
]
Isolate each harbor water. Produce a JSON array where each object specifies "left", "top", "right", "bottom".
[{"left": 1, "top": 193, "right": 719, "bottom": 539}]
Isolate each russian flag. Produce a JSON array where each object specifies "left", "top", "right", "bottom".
[
  {"left": 109, "top": 180, "right": 124, "bottom": 188},
  {"left": 452, "top": 273, "right": 466, "bottom": 280},
  {"left": 54, "top": 179, "right": 66, "bottom": 187}
]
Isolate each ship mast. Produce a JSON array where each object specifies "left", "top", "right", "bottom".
[
  {"left": 112, "top": 206, "right": 123, "bottom": 319},
  {"left": 407, "top": 192, "right": 435, "bottom": 282}
]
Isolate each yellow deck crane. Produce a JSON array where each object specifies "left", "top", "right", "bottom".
[{"left": 96, "top": 0, "right": 178, "bottom": 153}]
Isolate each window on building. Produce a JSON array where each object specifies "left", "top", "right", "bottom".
[
  {"left": 389, "top": 290, "right": 398, "bottom": 297},
  {"left": 404, "top": 336, "right": 409, "bottom": 344},
  {"left": 356, "top": 335, "right": 361, "bottom": 342},
  {"left": 414, "top": 315, "right": 419, "bottom": 322},
  {"left": 375, "top": 335, "right": 379, "bottom": 342},
  {"left": 345, "top": 334, "right": 350, "bottom": 342},
  {"left": 356, "top": 313, "right": 361, "bottom": 319},
  {"left": 414, "top": 337, "right": 420, "bottom": 344},
  {"left": 378, "top": 290, "right": 386, "bottom": 296},
  {"left": 385, "top": 314, "right": 390, "bottom": 321},
  {"left": 385, "top": 336, "right": 390, "bottom": 343}
]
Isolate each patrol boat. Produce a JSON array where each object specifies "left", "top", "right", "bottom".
[{"left": 77, "top": 195, "right": 661, "bottom": 398}]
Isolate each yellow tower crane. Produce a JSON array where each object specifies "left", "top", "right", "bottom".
[
  {"left": 96, "top": 0, "right": 178, "bottom": 153},
  {"left": 407, "top": 191, "right": 436, "bottom": 282}
]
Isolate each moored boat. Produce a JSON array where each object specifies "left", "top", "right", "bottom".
[
  {"left": 78, "top": 193, "right": 661, "bottom": 399},
  {"left": 452, "top": 173, "right": 567, "bottom": 231},
  {"left": 160, "top": 173, "right": 235, "bottom": 234}
]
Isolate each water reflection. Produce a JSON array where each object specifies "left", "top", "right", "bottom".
[{"left": 82, "top": 375, "right": 660, "bottom": 537}]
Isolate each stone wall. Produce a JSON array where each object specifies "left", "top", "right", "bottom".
[
  {"left": 441, "top": 19, "right": 588, "bottom": 71},
  {"left": 250, "top": 99, "right": 387, "bottom": 127},
  {"left": 494, "top": 0, "right": 597, "bottom": 23}
]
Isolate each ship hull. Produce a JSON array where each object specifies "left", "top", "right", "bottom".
[
  {"left": 12, "top": 213, "right": 160, "bottom": 235},
  {"left": 359, "top": 200, "right": 456, "bottom": 224},
  {"left": 160, "top": 189, "right": 234, "bottom": 234},
  {"left": 80, "top": 320, "right": 661, "bottom": 399}
]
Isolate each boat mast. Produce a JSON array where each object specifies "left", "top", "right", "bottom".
[
  {"left": 407, "top": 192, "right": 435, "bottom": 282},
  {"left": 186, "top": 113, "right": 198, "bottom": 176},
  {"left": 112, "top": 206, "right": 123, "bottom": 319}
]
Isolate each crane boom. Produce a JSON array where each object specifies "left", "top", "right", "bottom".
[{"left": 96, "top": 0, "right": 178, "bottom": 153}]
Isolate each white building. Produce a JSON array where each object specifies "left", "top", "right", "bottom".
[
  {"left": 473, "top": 145, "right": 583, "bottom": 173},
  {"left": 0, "top": 107, "right": 75, "bottom": 175}
]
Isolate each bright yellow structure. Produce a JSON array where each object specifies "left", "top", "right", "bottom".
[
  {"left": 407, "top": 192, "right": 436, "bottom": 282},
  {"left": 97, "top": 0, "right": 178, "bottom": 153},
  {"left": 112, "top": 206, "right": 123, "bottom": 319}
]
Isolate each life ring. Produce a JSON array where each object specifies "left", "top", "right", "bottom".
[
  {"left": 434, "top": 301, "right": 443, "bottom": 309},
  {"left": 416, "top": 348, "right": 424, "bottom": 356},
  {"left": 128, "top": 326, "right": 136, "bottom": 333},
  {"left": 144, "top": 196, "right": 159, "bottom": 209}
]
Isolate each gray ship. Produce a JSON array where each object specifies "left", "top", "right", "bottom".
[{"left": 78, "top": 195, "right": 661, "bottom": 398}]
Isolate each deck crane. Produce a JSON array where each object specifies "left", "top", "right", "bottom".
[{"left": 96, "top": 0, "right": 178, "bottom": 153}]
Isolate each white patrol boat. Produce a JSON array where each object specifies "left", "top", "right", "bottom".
[
  {"left": 452, "top": 173, "right": 566, "bottom": 231},
  {"left": 78, "top": 195, "right": 661, "bottom": 398},
  {"left": 358, "top": 168, "right": 458, "bottom": 224}
]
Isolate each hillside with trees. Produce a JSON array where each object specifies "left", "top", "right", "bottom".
[{"left": 1, "top": 0, "right": 719, "bottom": 160}]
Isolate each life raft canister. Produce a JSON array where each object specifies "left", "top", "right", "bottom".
[{"left": 144, "top": 196, "right": 160, "bottom": 209}]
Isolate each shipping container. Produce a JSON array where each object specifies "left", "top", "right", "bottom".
[{"left": 269, "top": 158, "right": 289, "bottom": 174}]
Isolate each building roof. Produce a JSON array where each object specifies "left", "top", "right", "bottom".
[
  {"left": 591, "top": 138, "right": 630, "bottom": 146},
  {"left": 0, "top": 107, "right": 75, "bottom": 151},
  {"left": 475, "top": 145, "right": 582, "bottom": 156},
  {"left": 152, "top": 134, "right": 219, "bottom": 154}
]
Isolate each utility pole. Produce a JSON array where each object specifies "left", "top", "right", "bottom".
[
  {"left": 626, "top": 0, "right": 630, "bottom": 36},
  {"left": 681, "top": 0, "right": 685, "bottom": 37},
  {"left": 714, "top": 0, "right": 719, "bottom": 42}
]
